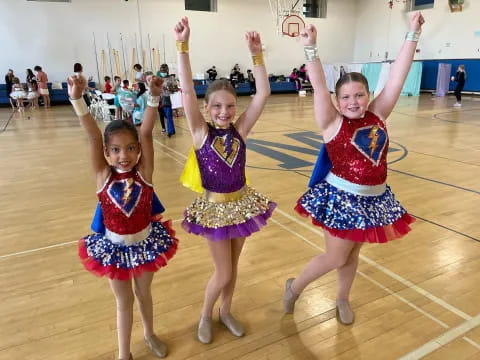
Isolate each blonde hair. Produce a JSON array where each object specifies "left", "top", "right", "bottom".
[{"left": 205, "top": 79, "right": 237, "bottom": 104}]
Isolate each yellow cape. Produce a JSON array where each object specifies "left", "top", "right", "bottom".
[{"left": 180, "top": 146, "right": 250, "bottom": 193}]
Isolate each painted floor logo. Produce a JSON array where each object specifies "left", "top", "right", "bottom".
[{"left": 246, "top": 131, "right": 407, "bottom": 171}]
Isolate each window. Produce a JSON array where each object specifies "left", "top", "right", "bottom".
[
  {"left": 407, "top": 0, "right": 434, "bottom": 11},
  {"left": 303, "top": 0, "right": 327, "bottom": 19},
  {"left": 185, "top": 0, "right": 217, "bottom": 12}
]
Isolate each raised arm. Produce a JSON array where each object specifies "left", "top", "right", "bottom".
[
  {"left": 67, "top": 75, "right": 109, "bottom": 187},
  {"left": 300, "top": 25, "right": 338, "bottom": 132},
  {"left": 369, "top": 12, "right": 425, "bottom": 120},
  {"left": 137, "top": 76, "right": 163, "bottom": 183},
  {"left": 235, "top": 31, "right": 271, "bottom": 138},
  {"left": 174, "top": 17, "right": 207, "bottom": 148}
]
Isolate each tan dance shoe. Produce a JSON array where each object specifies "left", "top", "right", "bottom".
[
  {"left": 336, "top": 299, "right": 355, "bottom": 325},
  {"left": 219, "top": 310, "right": 245, "bottom": 337},
  {"left": 197, "top": 315, "right": 213, "bottom": 344},
  {"left": 144, "top": 334, "right": 168, "bottom": 358},
  {"left": 283, "top": 278, "right": 299, "bottom": 314}
]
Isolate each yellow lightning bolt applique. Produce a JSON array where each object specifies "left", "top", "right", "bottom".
[{"left": 368, "top": 125, "right": 380, "bottom": 157}]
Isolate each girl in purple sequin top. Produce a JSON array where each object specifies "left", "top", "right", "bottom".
[{"left": 175, "top": 17, "right": 276, "bottom": 344}]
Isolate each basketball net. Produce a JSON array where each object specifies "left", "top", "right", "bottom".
[{"left": 268, "top": 0, "right": 305, "bottom": 39}]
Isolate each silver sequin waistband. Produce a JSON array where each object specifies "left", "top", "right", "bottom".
[
  {"left": 325, "top": 172, "right": 386, "bottom": 196},
  {"left": 105, "top": 224, "right": 151, "bottom": 246}
]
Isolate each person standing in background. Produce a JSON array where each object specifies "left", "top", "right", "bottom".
[{"left": 34, "top": 65, "right": 50, "bottom": 108}]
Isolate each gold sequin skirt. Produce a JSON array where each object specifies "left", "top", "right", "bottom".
[{"left": 182, "top": 186, "right": 276, "bottom": 241}]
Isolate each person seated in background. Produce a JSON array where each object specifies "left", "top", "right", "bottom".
[
  {"left": 290, "top": 68, "right": 302, "bottom": 91},
  {"left": 206, "top": 66, "right": 217, "bottom": 81},
  {"left": 230, "top": 67, "right": 239, "bottom": 88}
]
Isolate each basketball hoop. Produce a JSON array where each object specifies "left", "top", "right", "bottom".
[
  {"left": 282, "top": 14, "right": 305, "bottom": 37},
  {"left": 268, "top": 0, "right": 305, "bottom": 37}
]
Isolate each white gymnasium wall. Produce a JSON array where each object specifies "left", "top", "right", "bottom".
[
  {"left": 0, "top": 0, "right": 357, "bottom": 83},
  {"left": 353, "top": 0, "right": 480, "bottom": 62}
]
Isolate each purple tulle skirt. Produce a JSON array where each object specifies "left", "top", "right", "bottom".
[{"left": 182, "top": 186, "right": 276, "bottom": 241}]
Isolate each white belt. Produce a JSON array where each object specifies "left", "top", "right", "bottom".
[
  {"left": 105, "top": 224, "right": 151, "bottom": 246},
  {"left": 325, "top": 172, "right": 386, "bottom": 196}
]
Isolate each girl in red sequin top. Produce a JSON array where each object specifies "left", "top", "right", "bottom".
[
  {"left": 283, "top": 13, "right": 425, "bottom": 325},
  {"left": 68, "top": 75, "right": 178, "bottom": 360}
]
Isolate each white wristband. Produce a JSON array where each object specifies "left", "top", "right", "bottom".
[
  {"left": 69, "top": 97, "right": 89, "bottom": 116},
  {"left": 405, "top": 31, "right": 421, "bottom": 42},
  {"left": 147, "top": 94, "right": 160, "bottom": 107},
  {"left": 304, "top": 45, "right": 319, "bottom": 62}
]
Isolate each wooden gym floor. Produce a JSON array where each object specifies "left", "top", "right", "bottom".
[{"left": 0, "top": 93, "right": 479, "bottom": 360}]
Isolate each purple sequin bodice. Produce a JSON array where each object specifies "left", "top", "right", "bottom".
[{"left": 196, "top": 124, "right": 246, "bottom": 193}]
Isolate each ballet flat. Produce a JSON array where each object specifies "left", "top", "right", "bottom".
[
  {"left": 144, "top": 334, "right": 168, "bottom": 358},
  {"left": 197, "top": 315, "right": 213, "bottom": 344},
  {"left": 336, "top": 299, "right": 355, "bottom": 325},
  {"left": 219, "top": 310, "right": 245, "bottom": 337},
  {"left": 283, "top": 278, "right": 299, "bottom": 314}
]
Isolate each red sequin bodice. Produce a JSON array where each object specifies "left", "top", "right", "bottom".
[
  {"left": 97, "top": 168, "right": 153, "bottom": 234},
  {"left": 326, "top": 111, "right": 388, "bottom": 185}
]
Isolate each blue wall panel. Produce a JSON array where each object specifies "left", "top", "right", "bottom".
[{"left": 421, "top": 59, "right": 480, "bottom": 92}]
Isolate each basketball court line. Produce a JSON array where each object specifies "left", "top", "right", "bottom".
[
  {"left": 0, "top": 219, "right": 182, "bottom": 260},
  {"left": 271, "top": 217, "right": 480, "bottom": 355},
  {"left": 398, "top": 314, "right": 480, "bottom": 359}
]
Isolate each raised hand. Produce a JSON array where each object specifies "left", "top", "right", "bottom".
[
  {"left": 245, "top": 31, "right": 262, "bottom": 55},
  {"left": 174, "top": 17, "right": 190, "bottom": 42},
  {"left": 410, "top": 11, "right": 425, "bottom": 32},
  {"left": 147, "top": 76, "right": 163, "bottom": 97},
  {"left": 300, "top": 24, "right": 317, "bottom": 46},
  {"left": 67, "top": 74, "right": 86, "bottom": 100}
]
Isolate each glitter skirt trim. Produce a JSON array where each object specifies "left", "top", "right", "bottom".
[
  {"left": 295, "top": 181, "right": 415, "bottom": 243},
  {"left": 78, "top": 216, "right": 178, "bottom": 280},
  {"left": 182, "top": 185, "right": 276, "bottom": 241}
]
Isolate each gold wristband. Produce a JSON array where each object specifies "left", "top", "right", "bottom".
[
  {"left": 252, "top": 53, "right": 265, "bottom": 66},
  {"left": 69, "top": 97, "right": 89, "bottom": 116},
  {"left": 176, "top": 40, "right": 189, "bottom": 53}
]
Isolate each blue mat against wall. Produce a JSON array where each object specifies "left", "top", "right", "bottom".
[{"left": 421, "top": 59, "right": 480, "bottom": 92}]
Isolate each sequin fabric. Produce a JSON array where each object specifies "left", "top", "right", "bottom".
[
  {"left": 296, "top": 181, "right": 414, "bottom": 243},
  {"left": 79, "top": 220, "right": 178, "bottom": 280},
  {"left": 183, "top": 186, "right": 276, "bottom": 241},
  {"left": 196, "top": 124, "right": 246, "bottom": 193},
  {"left": 79, "top": 167, "right": 178, "bottom": 280},
  {"left": 98, "top": 168, "right": 152, "bottom": 234},
  {"left": 327, "top": 111, "right": 388, "bottom": 185}
]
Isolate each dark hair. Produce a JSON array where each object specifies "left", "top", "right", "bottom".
[
  {"left": 30, "top": 79, "right": 38, "bottom": 91},
  {"left": 104, "top": 120, "right": 139, "bottom": 145},
  {"left": 26, "top": 68, "right": 35, "bottom": 80},
  {"left": 205, "top": 79, "right": 236, "bottom": 103},
  {"left": 137, "top": 82, "right": 146, "bottom": 97},
  {"left": 159, "top": 64, "right": 169, "bottom": 74},
  {"left": 123, "top": 79, "right": 129, "bottom": 86},
  {"left": 114, "top": 75, "right": 121, "bottom": 81},
  {"left": 34, "top": 65, "right": 42, "bottom": 71},
  {"left": 104, "top": 76, "right": 111, "bottom": 82},
  {"left": 74, "top": 63, "right": 83, "bottom": 73},
  {"left": 335, "top": 72, "right": 370, "bottom": 96},
  {"left": 133, "top": 64, "right": 142, "bottom": 71}
]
